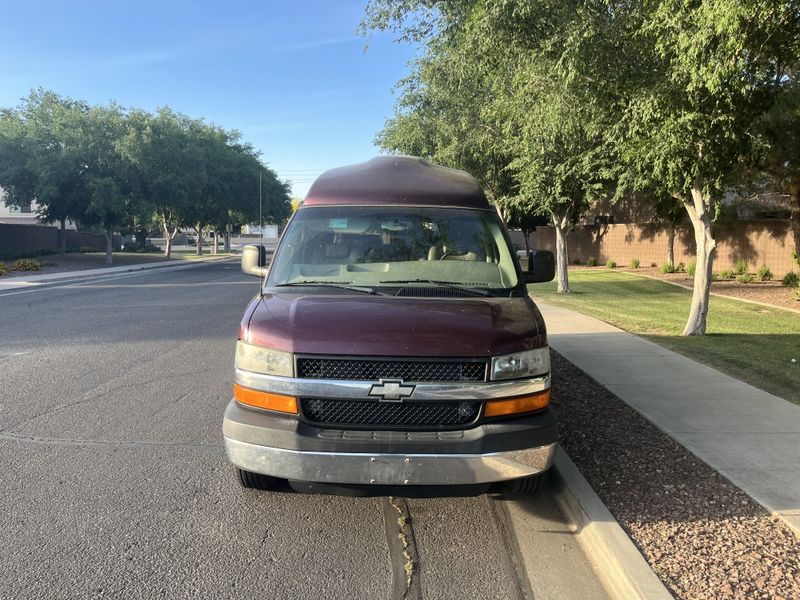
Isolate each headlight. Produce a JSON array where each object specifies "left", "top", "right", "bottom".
[
  {"left": 235, "top": 341, "right": 294, "bottom": 377},
  {"left": 491, "top": 347, "right": 550, "bottom": 381}
]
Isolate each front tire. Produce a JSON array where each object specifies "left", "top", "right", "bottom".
[
  {"left": 503, "top": 472, "right": 546, "bottom": 495},
  {"left": 235, "top": 467, "right": 279, "bottom": 490}
]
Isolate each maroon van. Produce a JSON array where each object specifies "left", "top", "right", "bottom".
[{"left": 223, "top": 156, "right": 557, "bottom": 493}]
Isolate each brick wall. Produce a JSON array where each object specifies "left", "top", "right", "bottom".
[{"left": 515, "top": 221, "right": 796, "bottom": 274}]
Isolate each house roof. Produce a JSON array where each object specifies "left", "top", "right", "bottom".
[{"left": 302, "top": 156, "right": 490, "bottom": 209}]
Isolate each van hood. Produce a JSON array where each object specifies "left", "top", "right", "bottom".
[{"left": 244, "top": 292, "right": 546, "bottom": 357}]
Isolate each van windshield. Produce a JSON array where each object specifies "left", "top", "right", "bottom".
[{"left": 268, "top": 206, "right": 519, "bottom": 290}]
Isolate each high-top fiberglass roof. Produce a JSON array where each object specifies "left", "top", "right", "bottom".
[{"left": 303, "top": 156, "right": 489, "bottom": 209}]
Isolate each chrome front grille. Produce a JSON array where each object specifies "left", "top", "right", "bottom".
[
  {"left": 296, "top": 357, "right": 487, "bottom": 382},
  {"left": 300, "top": 398, "right": 481, "bottom": 429}
]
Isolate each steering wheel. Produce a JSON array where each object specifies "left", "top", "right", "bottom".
[{"left": 439, "top": 248, "right": 469, "bottom": 260}]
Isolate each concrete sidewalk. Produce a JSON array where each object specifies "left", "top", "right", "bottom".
[
  {"left": 0, "top": 254, "right": 234, "bottom": 292},
  {"left": 536, "top": 301, "right": 800, "bottom": 535}
]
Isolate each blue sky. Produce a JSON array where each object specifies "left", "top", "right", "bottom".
[{"left": 0, "top": 0, "right": 417, "bottom": 197}]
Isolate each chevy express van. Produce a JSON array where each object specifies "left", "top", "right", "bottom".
[{"left": 223, "top": 156, "right": 556, "bottom": 493}]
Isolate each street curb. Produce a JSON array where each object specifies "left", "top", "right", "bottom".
[
  {"left": 0, "top": 255, "right": 237, "bottom": 294},
  {"left": 551, "top": 447, "right": 673, "bottom": 600}
]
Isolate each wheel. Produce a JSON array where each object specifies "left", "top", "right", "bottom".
[
  {"left": 235, "top": 467, "right": 279, "bottom": 490},
  {"left": 503, "top": 472, "right": 545, "bottom": 495}
]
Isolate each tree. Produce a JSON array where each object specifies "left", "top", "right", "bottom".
[
  {"left": 758, "top": 77, "right": 800, "bottom": 260},
  {"left": 609, "top": 1, "right": 800, "bottom": 334},
  {"left": 180, "top": 121, "right": 290, "bottom": 256},
  {"left": 505, "top": 207, "right": 548, "bottom": 254},
  {"left": 650, "top": 191, "right": 686, "bottom": 268},
  {"left": 505, "top": 59, "right": 612, "bottom": 292},
  {"left": 120, "top": 108, "right": 196, "bottom": 258},
  {"left": 0, "top": 90, "right": 92, "bottom": 255},
  {"left": 366, "top": 0, "right": 800, "bottom": 334},
  {"left": 0, "top": 109, "right": 37, "bottom": 217},
  {"left": 376, "top": 42, "right": 519, "bottom": 208},
  {"left": 80, "top": 104, "right": 136, "bottom": 265},
  {"left": 1, "top": 90, "right": 290, "bottom": 263},
  {"left": 368, "top": 2, "right": 608, "bottom": 293}
]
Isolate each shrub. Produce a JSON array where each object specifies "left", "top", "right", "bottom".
[
  {"left": 783, "top": 272, "right": 800, "bottom": 288},
  {"left": 630, "top": 258, "right": 640, "bottom": 269},
  {"left": 719, "top": 270, "right": 735, "bottom": 279},
  {"left": 572, "top": 258, "right": 581, "bottom": 265},
  {"left": 686, "top": 260, "right": 696, "bottom": 276},
  {"left": 736, "top": 273, "right": 753, "bottom": 284},
  {"left": 660, "top": 262, "right": 675, "bottom": 274},
  {"left": 606, "top": 259, "right": 617, "bottom": 269},
  {"left": 756, "top": 265, "right": 773, "bottom": 281},
  {"left": 675, "top": 262, "right": 686, "bottom": 273},
  {"left": 734, "top": 258, "right": 749, "bottom": 275},
  {"left": 121, "top": 241, "right": 139, "bottom": 252},
  {"left": 144, "top": 242, "right": 160, "bottom": 252},
  {"left": 793, "top": 248, "right": 799, "bottom": 268},
  {"left": 650, "top": 262, "right": 657, "bottom": 267},
  {"left": 0, "top": 262, "right": 7, "bottom": 276},
  {"left": 11, "top": 258, "right": 41, "bottom": 271},
  {"left": 80, "top": 246, "right": 97, "bottom": 253},
  {"left": 586, "top": 256, "right": 597, "bottom": 267}
]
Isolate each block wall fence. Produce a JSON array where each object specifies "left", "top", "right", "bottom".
[{"left": 510, "top": 221, "right": 796, "bottom": 274}]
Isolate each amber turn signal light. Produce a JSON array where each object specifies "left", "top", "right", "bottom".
[
  {"left": 484, "top": 390, "right": 550, "bottom": 418},
  {"left": 234, "top": 384, "right": 298, "bottom": 414}
]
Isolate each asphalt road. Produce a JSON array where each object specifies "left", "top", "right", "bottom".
[{"left": 0, "top": 260, "right": 606, "bottom": 599}]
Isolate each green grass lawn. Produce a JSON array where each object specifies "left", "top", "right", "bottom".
[{"left": 530, "top": 269, "right": 800, "bottom": 403}]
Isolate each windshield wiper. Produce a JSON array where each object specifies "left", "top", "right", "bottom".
[
  {"left": 378, "top": 279, "right": 493, "bottom": 297},
  {"left": 275, "top": 281, "right": 392, "bottom": 296}
]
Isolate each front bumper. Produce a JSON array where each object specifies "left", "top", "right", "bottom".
[
  {"left": 225, "top": 437, "right": 556, "bottom": 486},
  {"left": 223, "top": 397, "right": 557, "bottom": 486}
]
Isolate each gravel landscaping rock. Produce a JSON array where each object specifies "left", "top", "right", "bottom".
[
  {"left": 621, "top": 266, "right": 800, "bottom": 312},
  {"left": 551, "top": 352, "right": 800, "bottom": 599}
]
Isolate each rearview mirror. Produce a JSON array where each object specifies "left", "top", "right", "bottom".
[
  {"left": 241, "top": 244, "right": 269, "bottom": 277},
  {"left": 523, "top": 250, "right": 555, "bottom": 283}
]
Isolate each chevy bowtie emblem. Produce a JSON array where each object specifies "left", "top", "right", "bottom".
[{"left": 368, "top": 379, "right": 415, "bottom": 402}]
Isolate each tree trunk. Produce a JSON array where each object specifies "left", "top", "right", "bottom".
[
  {"left": 790, "top": 187, "right": 800, "bottom": 266},
  {"left": 195, "top": 225, "right": 203, "bottom": 256},
  {"left": 553, "top": 214, "right": 570, "bottom": 293},
  {"left": 135, "top": 227, "right": 147, "bottom": 249},
  {"left": 224, "top": 232, "right": 231, "bottom": 253},
  {"left": 522, "top": 229, "right": 531, "bottom": 254},
  {"left": 104, "top": 227, "right": 114, "bottom": 265},
  {"left": 666, "top": 223, "right": 676, "bottom": 267},
  {"left": 162, "top": 219, "right": 171, "bottom": 259},
  {"left": 681, "top": 184, "right": 717, "bottom": 336},
  {"left": 59, "top": 218, "right": 67, "bottom": 256},
  {"left": 211, "top": 231, "right": 218, "bottom": 255}
]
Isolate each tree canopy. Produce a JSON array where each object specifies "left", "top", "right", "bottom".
[
  {"left": 0, "top": 89, "right": 291, "bottom": 263},
  {"left": 364, "top": 0, "right": 800, "bottom": 335}
]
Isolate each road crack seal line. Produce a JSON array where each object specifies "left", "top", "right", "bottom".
[
  {"left": 486, "top": 495, "right": 534, "bottom": 600},
  {"left": 383, "top": 496, "right": 421, "bottom": 600}
]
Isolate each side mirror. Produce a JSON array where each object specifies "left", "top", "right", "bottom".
[
  {"left": 523, "top": 250, "right": 555, "bottom": 283},
  {"left": 241, "top": 244, "right": 269, "bottom": 277}
]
